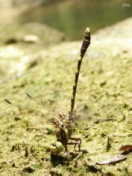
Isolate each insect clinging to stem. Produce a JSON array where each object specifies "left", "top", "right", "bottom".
[{"left": 50, "top": 27, "right": 91, "bottom": 155}]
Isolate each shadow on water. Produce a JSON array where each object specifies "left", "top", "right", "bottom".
[{"left": 19, "top": 0, "right": 131, "bottom": 40}]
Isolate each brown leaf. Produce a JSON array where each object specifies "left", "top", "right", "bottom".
[
  {"left": 96, "top": 154, "right": 127, "bottom": 165},
  {"left": 119, "top": 145, "right": 132, "bottom": 153}
]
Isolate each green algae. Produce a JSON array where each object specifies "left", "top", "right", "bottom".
[{"left": 0, "top": 53, "right": 131, "bottom": 175}]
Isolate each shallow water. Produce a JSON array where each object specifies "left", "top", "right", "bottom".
[{"left": 20, "top": 0, "right": 131, "bottom": 40}]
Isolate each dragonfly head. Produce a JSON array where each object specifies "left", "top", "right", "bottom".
[{"left": 50, "top": 141, "right": 64, "bottom": 155}]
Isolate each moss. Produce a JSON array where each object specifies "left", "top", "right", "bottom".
[{"left": 0, "top": 52, "right": 131, "bottom": 175}]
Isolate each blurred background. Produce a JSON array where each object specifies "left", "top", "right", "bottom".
[{"left": 0, "top": 0, "right": 131, "bottom": 40}]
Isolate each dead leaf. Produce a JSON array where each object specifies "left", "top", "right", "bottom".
[
  {"left": 96, "top": 154, "right": 127, "bottom": 165},
  {"left": 119, "top": 145, "right": 132, "bottom": 153}
]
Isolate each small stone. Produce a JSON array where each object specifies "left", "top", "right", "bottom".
[{"left": 21, "top": 35, "right": 39, "bottom": 43}]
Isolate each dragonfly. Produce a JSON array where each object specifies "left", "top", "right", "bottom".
[{"left": 50, "top": 28, "right": 91, "bottom": 155}]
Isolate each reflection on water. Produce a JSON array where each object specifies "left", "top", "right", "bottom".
[{"left": 20, "top": 0, "right": 131, "bottom": 40}]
